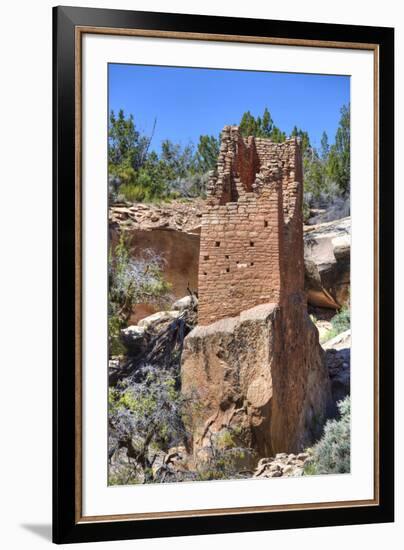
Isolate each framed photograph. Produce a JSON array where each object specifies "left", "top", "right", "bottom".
[{"left": 53, "top": 5, "right": 394, "bottom": 544}]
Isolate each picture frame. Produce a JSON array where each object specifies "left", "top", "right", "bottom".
[{"left": 53, "top": 5, "right": 394, "bottom": 544}]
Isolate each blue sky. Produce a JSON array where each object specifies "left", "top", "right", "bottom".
[{"left": 109, "top": 64, "right": 350, "bottom": 152}]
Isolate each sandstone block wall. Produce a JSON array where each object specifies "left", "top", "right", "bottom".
[{"left": 198, "top": 126, "right": 304, "bottom": 325}]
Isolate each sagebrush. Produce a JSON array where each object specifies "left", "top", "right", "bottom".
[{"left": 305, "top": 396, "right": 350, "bottom": 475}]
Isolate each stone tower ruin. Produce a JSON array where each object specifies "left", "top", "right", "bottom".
[
  {"left": 198, "top": 125, "right": 304, "bottom": 326},
  {"left": 181, "top": 126, "right": 331, "bottom": 460}
]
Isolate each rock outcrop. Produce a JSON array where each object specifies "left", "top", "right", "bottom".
[
  {"left": 109, "top": 200, "right": 203, "bottom": 324},
  {"left": 181, "top": 302, "right": 331, "bottom": 459},
  {"left": 110, "top": 226, "right": 200, "bottom": 325},
  {"left": 109, "top": 199, "right": 204, "bottom": 234},
  {"left": 253, "top": 451, "right": 312, "bottom": 478},
  {"left": 304, "top": 217, "right": 350, "bottom": 308}
]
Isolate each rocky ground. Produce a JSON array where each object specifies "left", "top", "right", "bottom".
[
  {"left": 253, "top": 451, "right": 313, "bottom": 478},
  {"left": 109, "top": 292, "right": 350, "bottom": 483},
  {"left": 109, "top": 199, "right": 204, "bottom": 234},
  {"left": 108, "top": 201, "right": 351, "bottom": 484}
]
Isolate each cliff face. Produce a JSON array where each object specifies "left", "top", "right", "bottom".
[{"left": 109, "top": 200, "right": 202, "bottom": 323}]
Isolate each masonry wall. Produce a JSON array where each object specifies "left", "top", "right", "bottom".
[{"left": 198, "top": 126, "right": 304, "bottom": 326}]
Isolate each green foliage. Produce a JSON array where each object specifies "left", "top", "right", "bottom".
[
  {"left": 329, "top": 104, "right": 350, "bottom": 194},
  {"left": 303, "top": 104, "right": 350, "bottom": 216},
  {"left": 161, "top": 140, "right": 197, "bottom": 179},
  {"left": 302, "top": 200, "right": 311, "bottom": 222},
  {"left": 291, "top": 126, "right": 311, "bottom": 153},
  {"left": 109, "top": 369, "right": 181, "bottom": 452},
  {"left": 108, "top": 463, "right": 141, "bottom": 486},
  {"left": 302, "top": 461, "right": 317, "bottom": 476},
  {"left": 304, "top": 149, "right": 328, "bottom": 199},
  {"left": 239, "top": 108, "right": 286, "bottom": 141},
  {"left": 196, "top": 135, "right": 220, "bottom": 173},
  {"left": 331, "top": 304, "right": 350, "bottom": 334},
  {"left": 195, "top": 427, "right": 253, "bottom": 481},
  {"left": 109, "top": 314, "right": 127, "bottom": 356},
  {"left": 322, "top": 302, "right": 350, "bottom": 343},
  {"left": 320, "top": 131, "right": 330, "bottom": 160},
  {"left": 216, "top": 429, "right": 236, "bottom": 449},
  {"left": 304, "top": 397, "right": 351, "bottom": 475},
  {"left": 118, "top": 151, "right": 175, "bottom": 203},
  {"left": 108, "top": 365, "right": 188, "bottom": 483},
  {"left": 109, "top": 104, "right": 350, "bottom": 214},
  {"left": 108, "top": 234, "right": 171, "bottom": 356},
  {"left": 109, "top": 109, "right": 150, "bottom": 174},
  {"left": 109, "top": 109, "right": 220, "bottom": 203}
]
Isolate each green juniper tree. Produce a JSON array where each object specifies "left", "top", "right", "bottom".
[
  {"left": 327, "top": 104, "right": 350, "bottom": 194},
  {"left": 320, "top": 131, "right": 330, "bottom": 161},
  {"left": 239, "top": 107, "right": 286, "bottom": 141},
  {"left": 108, "top": 109, "right": 222, "bottom": 202},
  {"left": 108, "top": 104, "right": 350, "bottom": 209},
  {"left": 196, "top": 134, "right": 220, "bottom": 173}
]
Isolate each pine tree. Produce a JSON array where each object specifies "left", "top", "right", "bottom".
[
  {"left": 325, "top": 104, "right": 350, "bottom": 194},
  {"left": 320, "top": 131, "right": 330, "bottom": 161},
  {"left": 196, "top": 135, "right": 220, "bottom": 173}
]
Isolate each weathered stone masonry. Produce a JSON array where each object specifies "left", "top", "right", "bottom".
[
  {"left": 182, "top": 126, "right": 332, "bottom": 458},
  {"left": 198, "top": 125, "right": 304, "bottom": 326}
]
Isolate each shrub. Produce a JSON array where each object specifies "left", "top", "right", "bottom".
[
  {"left": 304, "top": 183, "right": 350, "bottom": 225},
  {"left": 306, "top": 194, "right": 350, "bottom": 224},
  {"left": 195, "top": 427, "right": 254, "bottom": 481},
  {"left": 168, "top": 172, "right": 210, "bottom": 199},
  {"left": 108, "top": 110, "right": 218, "bottom": 203},
  {"left": 331, "top": 304, "right": 350, "bottom": 334},
  {"left": 109, "top": 365, "right": 187, "bottom": 484},
  {"left": 322, "top": 302, "right": 350, "bottom": 343},
  {"left": 108, "top": 234, "right": 172, "bottom": 356},
  {"left": 304, "top": 396, "right": 350, "bottom": 475},
  {"left": 302, "top": 198, "right": 311, "bottom": 222},
  {"left": 108, "top": 314, "right": 127, "bottom": 356}
]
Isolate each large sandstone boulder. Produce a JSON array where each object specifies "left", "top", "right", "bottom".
[
  {"left": 137, "top": 310, "right": 181, "bottom": 329},
  {"left": 304, "top": 217, "right": 350, "bottom": 308},
  {"left": 181, "top": 301, "right": 332, "bottom": 460},
  {"left": 172, "top": 295, "right": 198, "bottom": 311}
]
